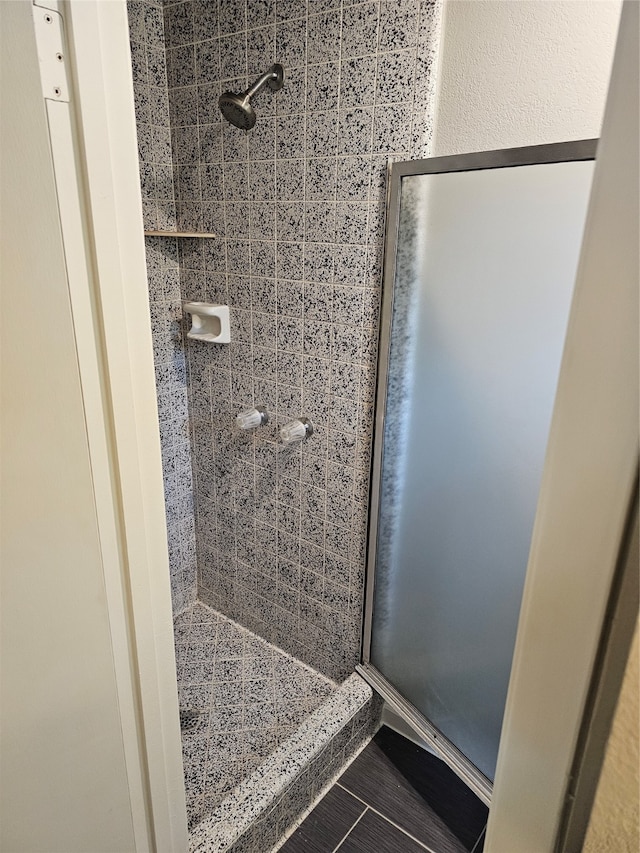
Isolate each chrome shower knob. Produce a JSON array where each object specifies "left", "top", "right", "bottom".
[
  {"left": 280, "top": 417, "right": 313, "bottom": 444},
  {"left": 236, "top": 406, "right": 269, "bottom": 430}
]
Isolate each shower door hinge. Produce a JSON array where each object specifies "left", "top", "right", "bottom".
[{"left": 32, "top": 2, "right": 70, "bottom": 103}]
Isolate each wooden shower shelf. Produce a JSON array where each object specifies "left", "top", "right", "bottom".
[{"left": 143, "top": 230, "right": 218, "bottom": 238}]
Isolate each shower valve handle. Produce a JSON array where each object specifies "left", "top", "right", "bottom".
[
  {"left": 237, "top": 406, "right": 269, "bottom": 429},
  {"left": 280, "top": 418, "right": 313, "bottom": 444}
]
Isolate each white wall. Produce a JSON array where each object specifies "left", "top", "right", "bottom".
[
  {"left": 584, "top": 620, "right": 640, "bottom": 852},
  {"left": 0, "top": 4, "right": 137, "bottom": 849},
  {"left": 432, "top": 0, "right": 621, "bottom": 156}
]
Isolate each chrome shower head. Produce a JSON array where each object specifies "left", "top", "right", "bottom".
[
  {"left": 219, "top": 92, "right": 256, "bottom": 130},
  {"left": 219, "top": 63, "right": 284, "bottom": 130}
]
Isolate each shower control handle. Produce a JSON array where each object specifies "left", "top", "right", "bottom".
[
  {"left": 280, "top": 418, "right": 313, "bottom": 444},
  {"left": 237, "top": 406, "right": 269, "bottom": 430}
]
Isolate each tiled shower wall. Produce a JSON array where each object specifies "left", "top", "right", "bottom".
[
  {"left": 128, "top": 0, "right": 197, "bottom": 614},
  {"left": 160, "top": 0, "right": 442, "bottom": 680}
]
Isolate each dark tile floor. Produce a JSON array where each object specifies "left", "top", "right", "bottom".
[{"left": 281, "top": 726, "right": 488, "bottom": 853}]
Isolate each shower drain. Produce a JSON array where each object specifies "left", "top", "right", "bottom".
[{"left": 179, "top": 708, "right": 202, "bottom": 730}]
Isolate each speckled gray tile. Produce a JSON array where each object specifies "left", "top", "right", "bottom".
[
  {"left": 341, "top": 1, "right": 379, "bottom": 59},
  {"left": 276, "top": 114, "right": 306, "bottom": 159},
  {"left": 220, "top": 33, "right": 248, "bottom": 81},
  {"left": 378, "top": 0, "right": 419, "bottom": 51},
  {"left": 305, "top": 158, "right": 337, "bottom": 202},
  {"left": 307, "top": 10, "right": 341, "bottom": 65},
  {"left": 175, "top": 601, "right": 337, "bottom": 833},
  {"left": 221, "top": 120, "right": 249, "bottom": 162},
  {"left": 196, "top": 39, "right": 221, "bottom": 85},
  {"left": 247, "top": 0, "right": 275, "bottom": 29},
  {"left": 127, "top": 0, "right": 442, "bottom": 687},
  {"left": 276, "top": 16, "right": 307, "bottom": 69},
  {"left": 276, "top": 0, "right": 306, "bottom": 21},
  {"left": 247, "top": 24, "right": 276, "bottom": 77},
  {"left": 305, "top": 111, "right": 338, "bottom": 158},
  {"left": 305, "top": 242, "right": 335, "bottom": 284},
  {"left": 219, "top": 0, "right": 246, "bottom": 35},
  {"left": 193, "top": 1, "right": 219, "bottom": 42},
  {"left": 340, "top": 55, "right": 377, "bottom": 108},
  {"left": 376, "top": 49, "right": 416, "bottom": 104},
  {"left": 335, "top": 202, "right": 369, "bottom": 245},
  {"left": 338, "top": 108, "right": 374, "bottom": 156},
  {"left": 373, "top": 103, "right": 410, "bottom": 154},
  {"left": 187, "top": 670, "right": 379, "bottom": 852},
  {"left": 305, "top": 62, "right": 339, "bottom": 112},
  {"left": 305, "top": 203, "right": 337, "bottom": 243},
  {"left": 276, "top": 159, "right": 306, "bottom": 202},
  {"left": 275, "top": 66, "right": 306, "bottom": 116},
  {"left": 277, "top": 277, "right": 304, "bottom": 316}
]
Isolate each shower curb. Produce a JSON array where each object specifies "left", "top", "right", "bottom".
[{"left": 188, "top": 673, "right": 382, "bottom": 853}]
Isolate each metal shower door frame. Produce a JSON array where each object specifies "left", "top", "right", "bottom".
[{"left": 357, "top": 139, "right": 598, "bottom": 807}]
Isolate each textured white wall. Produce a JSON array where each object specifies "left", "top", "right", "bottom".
[
  {"left": 584, "top": 622, "right": 640, "bottom": 852},
  {"left": 432, "top": 0, "right": 621, "bottom": 156}
]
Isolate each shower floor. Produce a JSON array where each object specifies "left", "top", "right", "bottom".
[{"left": 173, "top": 602, "right": 336, "bottom": 830}]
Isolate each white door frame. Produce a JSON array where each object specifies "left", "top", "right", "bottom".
[
  {"left": 486, "top": 3, "right": 638, "bottom": 849},
  {"left": 31, "top": 1, "right": 188, "bottom": 849}
]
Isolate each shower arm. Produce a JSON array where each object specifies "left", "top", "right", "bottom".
[{"left": 244, "top": 66, "right": 282, "bottom": 99}]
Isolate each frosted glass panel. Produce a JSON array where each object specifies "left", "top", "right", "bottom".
[{"left": 370, "top": 160, "right": 594, "bottom": 781}]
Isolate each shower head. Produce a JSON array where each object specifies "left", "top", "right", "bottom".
[
  {"left": 219, "top": 93, "right": 257, "bottom": 130},
  {"left": 219, "top": 64, "right": 284, "bottom": 130}
]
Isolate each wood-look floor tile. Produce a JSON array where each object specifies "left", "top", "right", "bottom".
[
  {"left": 338, "top": 729, "right": 473, "bottom": 852},
  {"left": 280, "top": 785, "right": 366, "bottom": 852},
  {"left": 471, "top": 826, "right": 486, "bottom": 852},
  {"left": 337, "top": 809, "right": 426, "bottom": 852},
  {"left": 372, "top": 727, "right": 488, "bottom": 849}
]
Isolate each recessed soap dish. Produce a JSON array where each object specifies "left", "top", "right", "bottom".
[{"left": 183, "top": 302, "right": 231, "bottom": 343}]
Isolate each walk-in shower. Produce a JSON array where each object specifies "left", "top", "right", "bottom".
[
  {"left": 127, "top": 0, "right": 604, "bottom": 842},
  {"left": 218, "top": 64, "right": 284, "bottom": 130},
  {"left": 127, "top": 0, "right": 441, "bottom": 847}
]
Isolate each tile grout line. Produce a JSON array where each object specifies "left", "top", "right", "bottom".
[
  {"left": 335, "top": 782, "right": 440, "bottom": 853},
  {"left": 198, "top": 599, "right": 338, "bottom": 688},
  {"left": 179, "top": 600, "right": 341, "bottom": 824},
  {"left": 158, "top": 0, "right": 439, "bottom": 679},
  {"left": 330, "top": 805, "right": 368, "bottom": 853}
]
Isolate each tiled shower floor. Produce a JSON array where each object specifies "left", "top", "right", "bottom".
[{"left": 174, "top": 602, "right": 336, "bottom": 830}]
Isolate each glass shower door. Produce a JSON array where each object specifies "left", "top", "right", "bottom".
[{"left": 360, "top": 142, "right": 596, "bottom": 800}]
